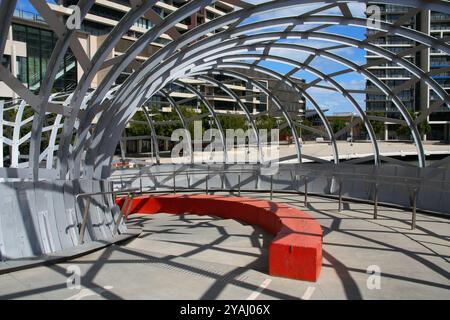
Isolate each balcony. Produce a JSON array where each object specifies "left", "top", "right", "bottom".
[
  {"left": 13, "top": 8, "right": 45, "bottom": 23},
  {"left": 430, "top": 23, "right": 450, "bottom": 31},
  {"left": 431, "top": 13, "right": 450, "bottom": 22}
]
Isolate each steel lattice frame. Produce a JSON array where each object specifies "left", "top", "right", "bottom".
[{"left": 0, "top": 0, "right": 449, "bottom": 180}]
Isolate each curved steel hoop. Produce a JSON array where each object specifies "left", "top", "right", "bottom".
[{"left": 1, "top": 0, "right": 450, "bottom": 179}]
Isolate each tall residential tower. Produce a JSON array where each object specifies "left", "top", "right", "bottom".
[{"left": 366, "top": 3, "right": 450, "bottom": 141}]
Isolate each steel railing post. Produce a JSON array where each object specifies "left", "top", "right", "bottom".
[
  {"left": 78, "top": 197, "right": 91, "bottom": 245},
  {"left": 338, "top": 179, "right": 343, "bottom": 212},
  {"left": 173, "top": 172, "right": 176, "bottom": 194},
  {"left": 238, "top": 174, "right": 241, "bottom": 196},
  {"left": 373, "top": 183, "right": 378, "bottom": 219},
  {"left": 113, "top": 193, "right": 133, "bottom": 236},
  {"left": 124, "top": 193, "right": 135, "bottom": 221},
  {"left": 187, "top": 172, "right": 190, "bottom": 189},
  {"left": 110, "top": 181, "right": 116, "bottom": 203},
  {"left": 270, "top": 175, "right": 273, "bottom": 200},
  {"left": 75, "top": 186, "right": 140, "bottom": 244},
  {"left": 221, "top": 172, "right": 224, "bottom": 191},
  {"left": 411, "top": 188, "right": 417, "bottom": 230},
  {"left": 304, "top": 176, "right": 308, "bottom": 207}
]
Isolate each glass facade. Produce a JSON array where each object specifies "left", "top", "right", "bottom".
[
  {"left": 15, "top": 56, "right": 27, "bottom": 83},
  {"left": 1, "top": 55, "right": 11, "bottom": 71},
  {"left": 12, "top": 23, "right": 77, "bottom": 92}
]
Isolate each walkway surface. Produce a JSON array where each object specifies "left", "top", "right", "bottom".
[
  {"left": 0, "top": 193, "right": 449, "bottom": 300},
  {"left": 118, "top": 141, "right": 450, "bottom": 165}
]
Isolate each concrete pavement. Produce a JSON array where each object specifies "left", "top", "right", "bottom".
[
  {"left": 118, "top": 141, "right": 450, "bottom": 165},
  {"left": 0, "top": 192, "right": 449, "bottom": 300}
]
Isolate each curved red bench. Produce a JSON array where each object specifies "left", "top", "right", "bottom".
[{"left": 116, "top": 194, "right": 322, "bottom": 282}]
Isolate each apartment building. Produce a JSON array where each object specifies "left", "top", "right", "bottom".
[
  {"left": 1, "top": 1, "right": 306, "bottom": 158},
  {"left": 2, "top": 1, "right": 306, "bottom": 119},
  {"left": 1, "top": 0, "right": 236, "bottom": 97},
  {"left": 1, "top": 0, "right": 304, "bottom": 114},
  {"left": 162, "top": 68, "right": 305, "bottom": 116},
  {"left": 366, "top": 3, "right": 450, "bottom": 141}
]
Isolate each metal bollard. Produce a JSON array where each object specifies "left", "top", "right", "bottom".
[
  {"left": 411, "top": 188, "right": 417, "bottom": 230},
  {"left": 139, "top": 174, "right": 143, "bottom": 194},
  {"left": 373, "top": 184, "right": 378, "bottom": 219},
  {"left": 206, "top": 175, "right": 209, "bottom": 194},
  {"left": 338, "top": 180, "right": 343, "bottom": 212},
  {"left": 304, "top": 176, "right": 308, "bottom": 207}
]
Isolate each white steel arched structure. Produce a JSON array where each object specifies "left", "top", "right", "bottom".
[
  {"left": 1, "top": 0, "right": 450, "bottom": 260},
  {"left": 5, "top": 0, "right": 450, "bottom": 179}
]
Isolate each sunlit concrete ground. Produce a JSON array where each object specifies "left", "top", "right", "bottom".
[
  {"left": 117, "top": 141, "right": 450, "bottom": 164},
  {"left": 0, "top": 192, "right": 449, "bottom": 300}
]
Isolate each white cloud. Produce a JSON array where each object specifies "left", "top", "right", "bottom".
[{"left": 237, "top": 1, "right": 369, "bottom": 114}]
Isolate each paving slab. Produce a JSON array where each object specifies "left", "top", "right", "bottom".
[{"left": 0, "top": 193, "right": 449, "bottom": 300}]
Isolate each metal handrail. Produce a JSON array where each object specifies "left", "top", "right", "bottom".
[
  {"left": 109, "top": 167, "right": 450, "bottom": 195},
  {"left": 109, "top": 181, "right": 422, "bottom": 230},
  {"left": 75, "top": 187, "right": 140, "bottom": 245},
  {"left": 112, "top": 165, "right": 447, "bottom": 182},
  {"left": 108, "top": 168, "right": 450, "bottom": 230}
]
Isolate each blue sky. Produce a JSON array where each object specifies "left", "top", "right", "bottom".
[
  {"left": 16, "top": 0, "right": 368, "bottom": 115},
  {"left": 241, "top": 1, "right": 368, "bottom": 115},
  {"left": 16, "top": 0, "right": 51, "bottom": 11}
]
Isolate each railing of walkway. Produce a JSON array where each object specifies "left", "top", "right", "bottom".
[
  {"left": 107, "top": 167, "right": 450, "bottom": 230},
  {"left": 75, "top": 187, "right": 140, "bottom": 245}
]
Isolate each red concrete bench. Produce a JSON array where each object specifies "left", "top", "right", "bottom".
[{"left": 116, "top": 194, "right": 322, "bottom": 282}]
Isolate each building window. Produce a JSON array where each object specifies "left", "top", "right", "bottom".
[
  {"left": 135, "top": 17, "right": 152, "bottom": 29},
  {"left": 12, "top": 24, "right": 27, "bottom": 42},
  {"left": 431, "top": 12, "right": 450, "bottom": 21},
  {"left": 11, "top": 23, "right": 77, "bottom": 92},
  {"left": 1, "top": 55, "right": 11, "bottom": 71},
  {"left": 142, "top": 140, "right": 152, "bottom": 153},
  {"left": 16, "top": 56, "right": 27, "bottom": 83},
  {"left": 431, "top": 57, "right": 450, "bottom": 67},
  {"left": 431, "top": 23, "right": 450, "bottom": 31},
  {"left": 27, "top": 26, "right": 42, "bottom": 91}
]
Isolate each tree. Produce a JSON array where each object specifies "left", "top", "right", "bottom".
[
  {"left": 126, "top": 104, "right": 199, "bottom": 152},
  {"left": 127, "top": 110, "right": 152, "bottom": 137},
  {"left": 218, "top": 114, "right": 247, "bottom": 131},
  {"left": 256, "top": 115, "right": 277, "bottom": 131},
  {"left": 418, "top": 116, "right": 431, "bottom": 138},
  {"left": 395, "top": 109, "right": 431, "bottom": 140},
  {"left": 298, "top": 118, "right": 313, "bottom": 140},
  {"left": 360, "top": 111, "right": 386, "bottom": 139},
  {"left": 329, "top": 119, "right": 347, "bottom": 134}
]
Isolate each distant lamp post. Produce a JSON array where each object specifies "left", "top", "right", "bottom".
[
  {"left": 298, "top": 117, "right": 303, "bottom": 143},
  {"left": 208, "top": 115, "right": 214, "bottom": 161},
  {"left": 350, "top": 113, "right": 354, "bottom": 146},
  {"left": 148, "top": 113, "right": 157, "bottom": 161}
]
